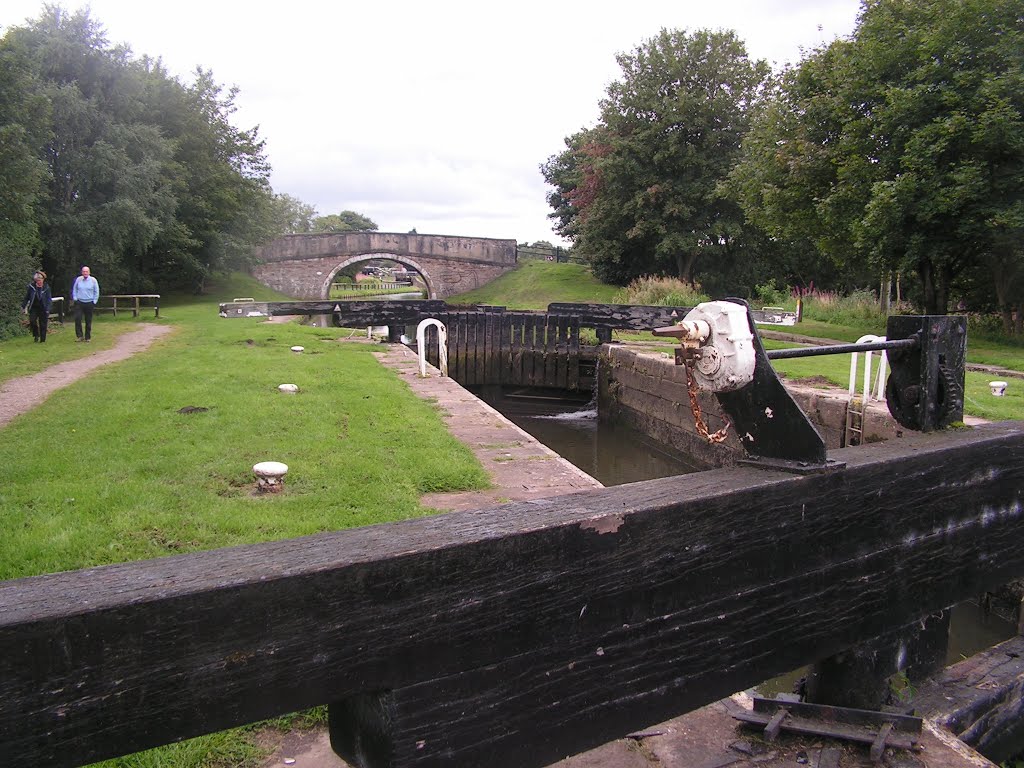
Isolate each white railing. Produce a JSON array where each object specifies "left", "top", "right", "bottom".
[{"left": 416, "top": 318, "right": 448, "bottom": 378}]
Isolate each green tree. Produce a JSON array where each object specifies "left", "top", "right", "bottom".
[
  {"left": 313, "top": 210, "right": 378, "bottom": 233},
  {"left": 142, "top": 66, "right": 273, "bottom": 292},
  {"left": 1, "top": 7, "right": 277, "bottom": 296},
  {"left": 543, "top": 29, "right": 770, "bottom": 288},
  {"left": 0, "top": 32, "right": 49, "bottom": 338},
  {"left": 733, "top": 0, "right": 1024, "bottom": 316},
  {"left": 268, "top": 194, "right": 317, "bottom": 234},
  {"left": 5, "top": 7, "right": 179, "bottom": 293}
]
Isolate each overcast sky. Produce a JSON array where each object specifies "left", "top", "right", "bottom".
[{"left": 2, "top": 1, "right": 862, "bottom": 245}]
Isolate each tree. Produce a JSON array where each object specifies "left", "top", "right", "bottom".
[
  {"left": 0, "top": 7, "right": 277, "bottom": 295},
  {"left": 732, "top": 0, "right": 1024, "bottom": 315},
  {"left": 0, "top": 32, "right": 49, "bottom": 338},
  {"left": 313, "top": 210, "right": 378, "bottom": 233},
  {"left": 542, "top": 29, "right": 770, "bottom": 288},
  {"left": 6, "top": 7, "right": 179, "bottom": 293},
  {"left": 268, "top": 193, "right": 317, "bottom": 234}
]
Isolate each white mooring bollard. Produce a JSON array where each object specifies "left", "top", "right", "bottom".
[
  {"left": 253, "top": 461, "right": 288, "bottom": 493},
  {"left": 990, "top": 381, "right": 1008, "bottom": 397}
]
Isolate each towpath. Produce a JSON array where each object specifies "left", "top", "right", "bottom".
[{"left": 0, "top": 324, "right": 174, "bottom": 429}]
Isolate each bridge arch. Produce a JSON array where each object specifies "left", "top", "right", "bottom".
[
  {"left": 251, "top": 232, "right": 518, "bottom": 300},
  {"left": 322, "top": 254, "right": 437, "bottom": 299}
]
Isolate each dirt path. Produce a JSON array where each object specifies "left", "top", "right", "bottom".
[{"left": 0, "top": 324, "right": 175, "bottom": 429}]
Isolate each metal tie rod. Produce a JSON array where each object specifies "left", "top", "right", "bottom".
[{"left": 765, "top": 337, "right": 918, "bottom": 360}]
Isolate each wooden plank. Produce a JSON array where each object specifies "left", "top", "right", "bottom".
[
  {"left": 486, "top": 311, "right": 499, "bottom": 386},
  {"left": 511, "top": 315, "right": 526, "bottom": 386},
  {"left": 443, "top": 313, "right": 457, "bottom": 381},
  {"left": 536, "top": 315, "right": 550, "bottom": 387},
  {"left": 543, "top": 316, "right": 558, "bottom": 388},
  {"left": 751, "top": 697, "right": 920, "bottom": 733},
  {"left": 522, "top": 315, "right": 536, "bottom": 387},
  {"left": 499, "top": 313, "right": 512, "bottom": 386},
  {"left": 870, "top": 722, "right": 893, "bottom": 761},
  {"left": 567, "top": 320, "right": 581, "bottom": 391},
  {"left": 474, "top": 313, "right": 486, "bottom": 387},
  {"left": 547, "top": 303, "right": 692, "bottom": 331},
  {"left": 732, "top": 710, "right": 919, "bottom": 751},
  {"left": 507, "top": 316, "right": 520, "bottom": 386},
  {"left": 2, "top": 425, "right": 1024, "bottom": 767},
  {"left": 456, "top": 313, "right": 469, "bottom": 383},
  {"left": 763, "top": 708, "right": 787, "bottom": 741},
  {"left": 556, "top": 315, "right": 569, "bottom": 389},
  {"left": 461, "top": 313, "right": 474, "bottom": 387}
]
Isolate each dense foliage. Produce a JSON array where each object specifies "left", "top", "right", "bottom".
[
  {"left": 733, "top": 0, "right": 1024, "bottom": 318},
  {"left": 544, "top": 0, "right": 1024, "bottom": 327},
  {"left": 312, "top": 210, "right": 378, "bottom": 233},
  {"left": 0, "top": 7, "right": 279, "bottom": 336},
  {"left": 542, "top": 29, "right": 771, "bottom": 294}
]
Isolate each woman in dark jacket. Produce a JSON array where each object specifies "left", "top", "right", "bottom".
[{"left": 22, "top": 271, "right": 52, "bottom": 343}]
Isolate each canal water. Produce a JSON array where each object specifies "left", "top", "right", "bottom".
[{"left": 491, "top": 391, "right": 704, "bottom": 485}]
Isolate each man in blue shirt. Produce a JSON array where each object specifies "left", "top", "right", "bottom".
[{"left": 72, "top": 265, "right": 100, "bottom": 342}]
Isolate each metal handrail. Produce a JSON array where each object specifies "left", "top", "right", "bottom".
[{"left": 765, "top": 337, "right": 917, "bottom": 360}]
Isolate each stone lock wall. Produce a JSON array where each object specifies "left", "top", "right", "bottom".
[{"left": 598, "top": 345, "right": 903, "bottom": 469}]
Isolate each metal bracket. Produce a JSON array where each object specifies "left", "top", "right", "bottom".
[
  {"left": 885, "top": 315, "right": 967, "bottom": 432},
  {"left": 714, "top": 300, "right": 831, "bottom": 470}
]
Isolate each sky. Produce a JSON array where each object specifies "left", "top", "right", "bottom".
[{"left": 1, "top": 1, "right": 863, "bottom": 246}]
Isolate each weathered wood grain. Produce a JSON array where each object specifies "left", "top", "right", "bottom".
[
  {"left": 2, "top": 424, "right": 1023, "bottom": 767},
  {"left": 913, "top": 635, "right": 1024, "bottom": 762},
  {"left": 547, "top": 303, "right": 691, "bottom": 331}
]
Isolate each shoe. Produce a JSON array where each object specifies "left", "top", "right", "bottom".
[
  {"left": 85, "top": 338, "right": 91, "bottom": 342},
  {"left": 76, "top": 337, "right": 84, "bottom": 342}
]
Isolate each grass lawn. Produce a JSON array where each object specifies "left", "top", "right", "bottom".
[
  {"left": 1, "top": 272, "right": 489, "bottom": 768},
  {"left": 448, "top": 259, "right": 620, "bottom": 309}
]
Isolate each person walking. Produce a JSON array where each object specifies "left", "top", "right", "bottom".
[
  {"left": 72, "top": 265, "right": 100, "bottom": 342},
  {"left": 22, "top": 271, "right": 52, "bottom": 343}
]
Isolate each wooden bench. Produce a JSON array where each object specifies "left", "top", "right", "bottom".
[
  {"left": 100, "top": 294, "right": 161, "bottom": 318},
  {"left": 49, "top": 296, "right": 65, "bottom": 322}
]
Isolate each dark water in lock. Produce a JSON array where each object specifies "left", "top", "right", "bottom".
[{"left": 489, "top": 391, "right": 704, "bottom": 485}]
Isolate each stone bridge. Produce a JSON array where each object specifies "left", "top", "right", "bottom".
[{"left": 250, "top": 232, "right": 519, "bottom": 300}]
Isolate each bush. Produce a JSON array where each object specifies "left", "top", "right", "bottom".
[
  {"left": 0, "top": 228, "right": 38, "bottom": 341},
  {"left": 753, "top": 279, "right": 791, "bottom": 309},
  {"left": 613, "top": 276, "right": 710, "bottom": 307},
  {"left": 801, "top": 288, "right": 889, "bottom": 327}
]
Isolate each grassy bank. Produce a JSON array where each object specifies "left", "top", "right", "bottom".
[
  {"left": 448, "top": 259, "right": 619, "bottom": 309},
  {"left": 1, "top": 273, "right": 488, "bottom": 580}
]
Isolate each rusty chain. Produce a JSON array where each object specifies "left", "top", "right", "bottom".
[{"left": 684, "top": 357, "right": 731, "bottom": 444}]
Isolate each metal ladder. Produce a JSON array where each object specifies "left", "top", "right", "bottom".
[{"left": 845, "top": 335, "right": 888, "bottom": 447}]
